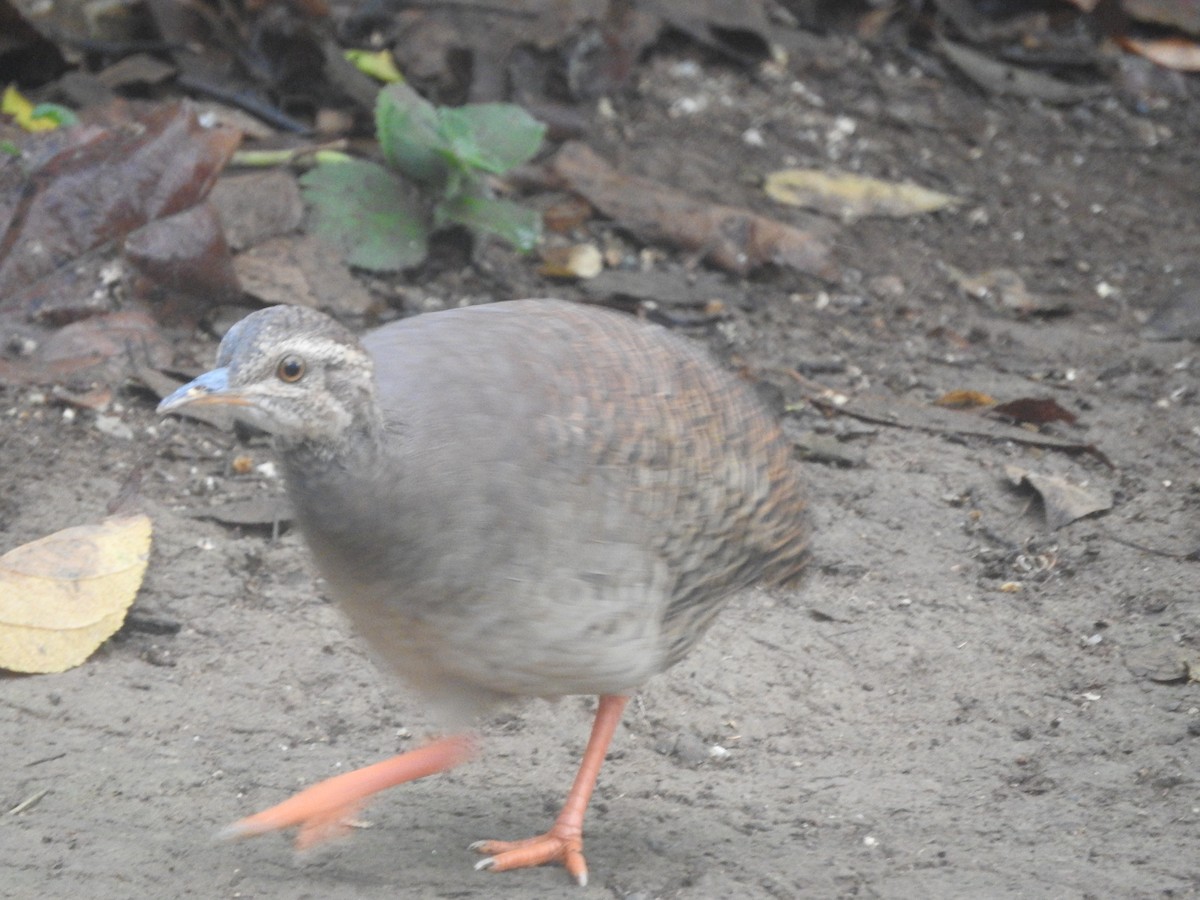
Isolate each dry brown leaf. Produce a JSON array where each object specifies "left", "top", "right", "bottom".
[
  {"left": 0, "top": 309, "right": 172, "bottom": 388},
  {"left": 233, "top": 236, "right": 377, "bottom": 317},
  {"left": 989, "top": 397, "right": 1078, "bottom": 427},
  {"left": 1126, "top": 646, "right": 1193, "bottom": 683},
  {"left": 1005, "top": 466, "right": 1112, "bottom": 530},
  {"left": 943, "top": 264, "right": 1068, "bottom": 316},
  {"left": 0, "top": 104, "right": 241, "bottom": 304},
  {"left": 0, "top": 515, "right": 152, "bottom": 673},
  {"left": 763, "top": 169, "right": 959, "bottom": 222}
]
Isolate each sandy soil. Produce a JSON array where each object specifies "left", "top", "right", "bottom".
[{"left": 4, "top": 28, "right": 1199, "bottom": 900}]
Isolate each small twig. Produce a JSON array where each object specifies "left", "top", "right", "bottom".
[
  {"left": 353, "top": 0, "right": 538, "bottom": 20},
  {"left": 51, "top": 36, "right": 187, "bottom": 55},
  {"left": 791, "top": 373, "right": 1114, "bottom": 467},
  {"left": 1102, "top": 530, "right": 1200, "bottom": 562},
  {"left": 176, "top": 74, "right": 312, "bottom": 135},
  {"left": 7, "top": 790, "right": 49, "bottom": 815},
  {"left": 25, "top": 753, "right": 67, "bottom": 767},
  {"left": 230, "top": 142, "right": 348, "bottom": 169}
]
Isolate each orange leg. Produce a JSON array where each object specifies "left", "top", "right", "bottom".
[
  {"left": 221, "top": 733, "right": 476, "bottom": 850},
  {"left": 472, "top": 694, "right": 629, "bottom": 887}
]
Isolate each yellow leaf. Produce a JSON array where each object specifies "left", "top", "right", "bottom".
[
  {"left": 2, "top": 84, "right": 58, "bottom": 132},
  {"left": 764, "top": 168, "right": 959, "bottom": 222},
  {"left": 537, "top": 243, "right": 603, "bottom": 279},
  {"left": 934, "top": 389, "right": 996, "bottom": 409},
  {"left": 344, "top": 49, "right": 404, "bottom": 83},
  {"left": 0, "top": 515, "right": 152, "bottom": 673}
]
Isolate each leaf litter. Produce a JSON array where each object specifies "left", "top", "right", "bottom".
[{"left": 0, "top": 515, "right": 152, "bottom": 674}]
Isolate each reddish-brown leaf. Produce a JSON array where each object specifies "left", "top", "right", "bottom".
[
  {"left": 989, "top": 398, "right": 1078, "bottom": 427},
  {"left": 0, "top": 104, "right": 241, "bottom": 304}
]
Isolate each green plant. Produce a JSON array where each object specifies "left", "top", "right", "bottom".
[{"left": 301, "top": 83, "right": 546, "bottom": 271}]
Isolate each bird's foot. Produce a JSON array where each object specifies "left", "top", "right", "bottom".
[
  {"left": 221, "top": 787, "right": 369, "bottom": 851},
  {"left": 218, "top": 735, "right": 476, "bottom": 851},
  {"left": 471, "top": 825, "right": 588, "bottom": 886}
]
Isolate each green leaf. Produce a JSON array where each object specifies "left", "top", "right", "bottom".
[
  {"left": 30, "top": 103, "right": 77, "bottom": 129},
  {"left": 375, "top": 83, "right": 447, "bottom": 185},
  {"left": 300, "top": 158, "right": 429, "bottom": 271},
  {"left": 436, "top": 104, "right": 546, "bottom": 175},
  {"left": 437, "top": 190, "right": 541, "bottom": 252}
]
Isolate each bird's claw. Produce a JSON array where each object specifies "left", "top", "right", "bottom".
[
  {"left": 219, "top": 800, "right": 367, "bottom": 851},
  {"left": 471, "top": 831, "right": 589, "bottom": 886}
]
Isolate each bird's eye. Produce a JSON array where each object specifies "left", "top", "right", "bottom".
[{"left": 276, "top": 355, "right": 305, "bottom": 383}]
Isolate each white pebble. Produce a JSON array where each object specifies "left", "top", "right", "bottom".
[{"left": 95, "top": 414, "right": 134, "bottom": 440}]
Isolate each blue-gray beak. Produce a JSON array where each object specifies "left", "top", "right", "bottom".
[{"left": 157, "top": 368, "right": 244, "bottom": 414}]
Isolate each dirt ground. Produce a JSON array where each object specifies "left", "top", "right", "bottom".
[{"left": 4, "top": 25, "right": 1200, "bottom": 900}]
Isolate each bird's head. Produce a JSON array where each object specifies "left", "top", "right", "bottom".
[{"left": 158, "top": 305, "right": 378, "bottom": 449}]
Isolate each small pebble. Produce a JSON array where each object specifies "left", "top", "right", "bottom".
[{"left": 95, "top": 414, "right": 133, "bottom": 439}]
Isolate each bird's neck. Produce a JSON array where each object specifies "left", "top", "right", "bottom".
[
  {"left": 277, "top": 408, "right": 410, "bottom": 590},
  {"left": 278, "top": 403, "right": 388, "bottom": 476}
]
